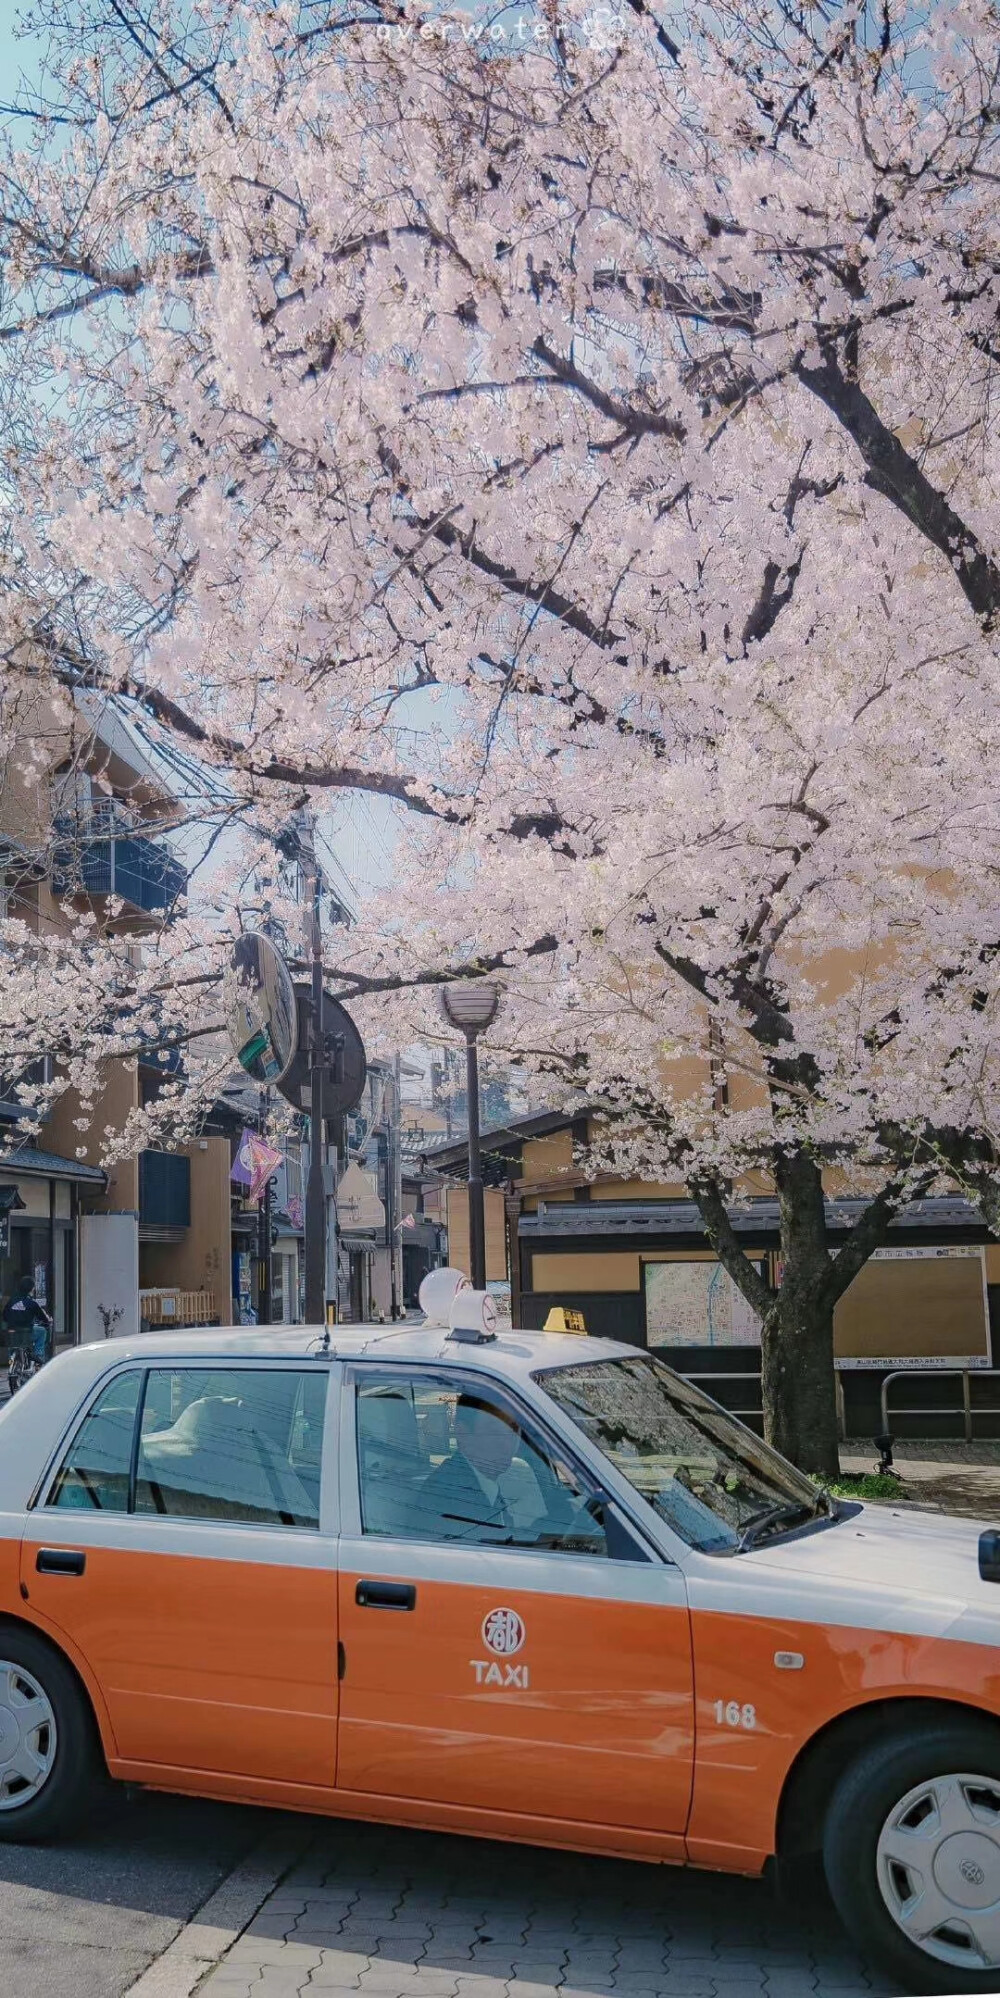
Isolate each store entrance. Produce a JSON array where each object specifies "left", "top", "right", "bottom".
[{"left": 0, "top": 1218, "right": 74, "bottom": 1357}]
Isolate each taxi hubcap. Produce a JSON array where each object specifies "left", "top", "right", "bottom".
[
  {"left": 0, "top": 1661, "right": 57, "bottom": 1811},
  {"left": 877, "top": 1771, "right": 1000, "bottom": 1969}
]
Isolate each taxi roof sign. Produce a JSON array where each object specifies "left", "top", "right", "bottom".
[{"left": 543, "top": 1306, "right": 587, "bottom": 1334}]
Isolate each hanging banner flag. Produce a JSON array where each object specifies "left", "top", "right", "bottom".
[
  {"left": 231, "top": 1129, "right": 283, "bottom": 1202},
  {"left": 230, "top": 1129, "right": 255, "bottom": 1187},
  {"left": 286, "top": 1196, "right": 304, "bottom": 1231},
  {"left": 247, "top": 1137, "right": 284, "bottom": 1204}
]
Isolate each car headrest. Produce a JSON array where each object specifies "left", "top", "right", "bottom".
[
  {"left": 358, "top": 1390, "right": 420, "bottom": 1463},
  {"left": 164, "top": 1395, "right": 256, "bottom": 1446}
]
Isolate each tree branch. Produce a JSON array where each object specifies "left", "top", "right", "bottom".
[
  {"left": 795, "top": 351, "right": 1000, "bottom": 630},
  {"left": 826, "top": 1172, "right": 936, "bottom": 1305},
  {"left": 690, "top": 1174, "right": 775, "bottom": 1320}
]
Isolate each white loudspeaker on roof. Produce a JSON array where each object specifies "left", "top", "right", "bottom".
[{"left": 417, "top": 1266, "right": 469, "bottom": 1325}]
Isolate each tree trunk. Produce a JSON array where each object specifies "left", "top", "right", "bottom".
[
  {"left": 763, "top": 1149, "right": 840, "bottom": 1477},
  {"left": 760, "top": 1289, "right": 839, "bottom": 1477},
  {"left": 694, "top": 1143, "right": 929, "bottom": 1476}
]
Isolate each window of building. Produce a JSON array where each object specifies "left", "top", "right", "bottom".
[
  {"left": 48, "top": 1371, "right": 142, "bottom": 1511},
  {"left": 356, "top": 1371, "right": 607, "bottom": 1555},
  {"left": 136, "top": 1366, "right": 325, "bottom": 1528}
]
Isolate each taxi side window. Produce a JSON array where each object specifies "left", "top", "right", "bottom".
[
  {"left": 135, "top": 1367, "right": 326, "bottom": 1529},
  {"left": 356, "top": 1373, "right": 608, "bottom": 1556},
  {"left": 48, "top": 1371, "right": 142, "bottom": 1512}
]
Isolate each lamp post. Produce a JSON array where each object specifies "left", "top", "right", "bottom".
[{"left": 437, "top": 981, "right": 501, "bottom": 1290}]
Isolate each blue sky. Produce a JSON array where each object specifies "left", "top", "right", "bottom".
[{"left": 0, "top": 11, "right": 43, "bottom": 105}]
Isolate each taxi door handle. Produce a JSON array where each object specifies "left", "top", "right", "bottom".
[
  {"left": 355, "top": 1579, "right": 415, "bottom": 1611},
  {"left": 36, "top": 1548, "right": 86, "bottom": 1576}
]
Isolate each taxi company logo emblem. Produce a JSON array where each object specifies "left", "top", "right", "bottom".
[
  {"left": 470, "top": 1607, "right": 530, "bottom": 1688},
  {"left": 482, "top": 1607, "right": 525, "bottom": 1656}
]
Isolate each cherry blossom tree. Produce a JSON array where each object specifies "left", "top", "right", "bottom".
[{"left": 4, "top": 0, "right": 1000, "bottom": 1466}]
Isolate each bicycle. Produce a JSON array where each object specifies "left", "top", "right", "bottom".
[{"left": 8, "top": 1347, "right": 43, "bottom": 1395}]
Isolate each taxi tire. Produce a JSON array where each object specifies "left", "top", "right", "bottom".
[
  {"left": 823, "top": 1717, "right": 1000, "bottom": 1996},
  {"left": 0, "top": 1626, "right": 102, "bottom": 1842}
]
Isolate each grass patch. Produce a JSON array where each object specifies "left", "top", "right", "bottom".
[{"left": 823, "top": 1472, "right": 905, "bottom": 1502}]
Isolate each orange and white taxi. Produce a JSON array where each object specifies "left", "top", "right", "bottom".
[{"left": 2, "top": 1299, "right": 1000, "bottom": 1995}]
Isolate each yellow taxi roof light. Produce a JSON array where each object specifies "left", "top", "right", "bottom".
[{"left": 543, "top": 1306, "right": 587, "bottom": 1334}]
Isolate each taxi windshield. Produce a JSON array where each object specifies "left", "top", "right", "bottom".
[{"left": 536, "top": 1353, "right": 829, "bottom": 1553}]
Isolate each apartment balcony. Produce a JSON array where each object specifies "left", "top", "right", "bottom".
[
  {"left": 53, "top": 809, "right": 186, "bottom": 917},
  {"left": 139, "top": 1149, "right": 191, "bottom": 1241}
]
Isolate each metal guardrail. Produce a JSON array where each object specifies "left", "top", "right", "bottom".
[
  {"left": 683, "top": 1370, "right": 762, "bottom": 1421},
  {"left": 684, "top": 1369, "right": 847, "bottom": 1440},
  {"left": 880, "top": 1367, "right": 1000, "bottom": 1442}
]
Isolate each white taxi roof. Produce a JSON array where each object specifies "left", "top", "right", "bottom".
[
  {"left": 68, "top": 1322, "right": 630, "bottom": 1381},
  {"left": 0, "top": 1323, "right": 633, "bottom": 1511}
]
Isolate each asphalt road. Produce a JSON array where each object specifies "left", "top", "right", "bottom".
[{"left": 0, "top": 1788, "right": 271, "bottom": 1998}]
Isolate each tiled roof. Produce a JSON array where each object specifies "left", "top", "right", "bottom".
[
  {"left": 0, "top": 1145, "right": 106, "bottom": 1184},
  {"left": 518, "top": 1196, "right": 987, "bottom": 1238}
]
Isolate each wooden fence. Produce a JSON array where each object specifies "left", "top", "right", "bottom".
[{"left": 139, "top": 1288, "right": 217, "bottom": 1327}]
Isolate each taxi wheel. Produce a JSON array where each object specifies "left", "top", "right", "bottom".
[
  {"left": 0, "top": 1628, "right": 101, "bottom": 1841},
  {"left": 824, "top": 1718, "right": 1000, "bottom": 1994}
]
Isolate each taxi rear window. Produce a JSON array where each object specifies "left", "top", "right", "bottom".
[{"left": 46, "top": 1365, "right": 326, "bottom": 1529}]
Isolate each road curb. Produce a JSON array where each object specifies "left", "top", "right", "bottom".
[{"left": 121, "top": 1824, "right": 310, "bottom": 1998}]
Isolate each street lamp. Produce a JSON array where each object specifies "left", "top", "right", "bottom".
[{"left": 438, "top": 981, "right": 502, "bottom": 1290}]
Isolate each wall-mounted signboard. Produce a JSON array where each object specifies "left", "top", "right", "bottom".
[
  {"left": 641, "top": 1242, "right": 992, "bottom": 1369},
  {"left": 644, "top": 1258, "right": 765, "bottom": 1349},
  {"left": 833, "top": 1245, "right": 991, "bottom": 1369}
]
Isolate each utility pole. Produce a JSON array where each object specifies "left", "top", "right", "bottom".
[
  {"left": 256, "top": 1086, "right": 273, "bottom": 1324},
  {"left": 302, "top": 821, "right": 326, "bottom": 1325},
  {"left": 391, "top": 1051, "right": 403, "bottom": 1318}
]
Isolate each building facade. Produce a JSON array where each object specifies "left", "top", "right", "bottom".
[{"left": 428, "top": 1111, "right": 1000, "bottom": 1440}]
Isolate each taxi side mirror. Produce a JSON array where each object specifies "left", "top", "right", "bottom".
[{"left": 979, "top": 1530, "right": 1000, "bottom": 1583}]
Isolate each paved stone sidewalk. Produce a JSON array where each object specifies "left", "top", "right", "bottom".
[
  {"left": 841, "top": 1438, "right": 1000, "bottom": 1518},
  {"left": 196, "top": 1821, "right": 896, "bottom": 1998}
]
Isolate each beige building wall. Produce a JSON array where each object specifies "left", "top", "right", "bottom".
[
  {"left": 445, "top": 1185, "right": 507, "bottom": 1284},
  {"left": 139, "top": 1138, "right": 233, "bottom": 1320},
  {"left": 521, "top": 1129, "right": 575, "bottom": 1199},
  {"left": 0, "top": 683, "right": 71, "bottom": 850},
  {"left": 531, "top": 1251, "right": 641, "bottom": 1292},
  {"left": 46, "top": 1065, "right": 140, "bottom": 1212},
  {"left": 589, "top": 1177, "right": 688, "bottom": 1200}
]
